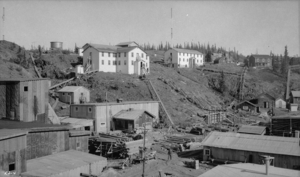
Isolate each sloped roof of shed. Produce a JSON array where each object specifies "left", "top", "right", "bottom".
[
  {"left": 202, "top": 131, "right": 300, "bottom": 156},
  {"left": 22, "top": 150, "right": 107, "bottom": 177},
  {"left": 116, "top": 41, "right": 139, "bottom": 46},
  {"left": 113, "top": 109, "right": 155, "bottom": 120},
  {"left": 291, "top": 91, "right": 300, "bottom": 97},
  {"left": 0, "top": 129, "right": 28, "bottom": 140},
  {"left": 198, "top": 163, "right": 300, "bottom": 177},
  {"left": 237, "top": 125, "right": 266, "bottom": 135},
  {"left": 57, "top": 86, "right": 88, "bottom": 93}
]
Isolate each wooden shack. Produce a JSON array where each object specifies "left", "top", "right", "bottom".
[
  {"left": 0, "top": 78, "right": 50, "bottom": 122},
  {"left": 202, "top": 131, "right": 300, "bottom": 169},
  {"left": 57, "top": 86, "right": 90, "bottom": 104},
  {"left": 249, "top": 93, "right": 275, "bottom": 110},
  {"left": 0, "top": 129, "right": 28, "bottom": 175},
  {"left": 69, "top": 101, "right": 159, "bottom": 133},
  {"left": 69, "top": 130, "right": 90, "bottom": 152},
  {"left": 237, "top": 125, "right": 266, "bottom": 135},
  {"left": 236, "top": 100, "right": 259, "bottom": 113},
  {"left": 271, "top": 115, "right": 300, "bottom": 136},
  {"left": 275, "top": 98, "right": 286, "bottom": 109},
  {"left": 59, "top": 117, "right": 94, "bottom": 131},
  {"left": 290, "top": 91, "right": 300, "bottom": 108},
  {"left": 112, "top": 109, "right": 155, "bottom": 131},
  {"left": 0, "top": 120, "right": 90, "bottom": 160},
  {"left": 20, "top": 150, "right": 107, "bottom": 177}
]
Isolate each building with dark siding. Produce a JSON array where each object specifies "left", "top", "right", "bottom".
[{"left": 248, "top": 54, "right": 272, "bottom": 68}]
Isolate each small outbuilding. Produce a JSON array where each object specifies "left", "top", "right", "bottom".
[
  {"left": 290, "top": 91, "right": 300, "bottom": 108},
  {"left": 236, "top": 100, "right": 259, "bottom": 113},
  {"left": 112, "top": 109, "right": 155, "bottom": 131},
  {"left": 0, "top": 129, "right": 28, "bottom": 175},
  {"left": 57, "top": 86, "right": 90, "bottom": 104},
  {"left": 237, "top": 125, "right": 266, "bottom": 135},
  {"left": 20, "top": 150, "right": 107, "bottom": 177},
  {"left": 290, "top": 103, "right": 298, "bottom": 112},
  {"left": 250, "top": 93, "right": 275, "bottom": 110},
  {"left": 275, "top": 98, "right": 286, "bottom": 108},
  {"left": 60, "top": 117, "right": 94, "bottom": 131}
]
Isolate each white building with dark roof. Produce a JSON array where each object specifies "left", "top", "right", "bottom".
[
  {"left": 82, "top": 42, "right": 149, "bottom": 75},
  {"left": 164, "top": 48, "right": 204, "bottom": 68}
]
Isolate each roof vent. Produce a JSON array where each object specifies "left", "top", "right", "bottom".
[{"left": 260, "top": 155, "right": 274, "bottom": 175}]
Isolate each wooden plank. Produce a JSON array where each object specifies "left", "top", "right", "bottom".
[
  {"left": 64, "top": 131, "right": 69, "bottom": 150},
  {"left": 15, "top": 149, "right": 20, "bottom": 175},
  {"left": 0, "top": 141, "right": 3, "bottom": 155},
  {"left": 3, "top": 139, "right": 9, "bottom": 153},
  {"left": 19, "top": 82, "right": 24, "bottom": 121},
  {"left": 8, "top": 151, "right": 16, "bottom": 164},
  {"left": 2, "top": 152, "right": 8, "bottom": 171},
  {"left": 22, "top": 82, "right": 29, "bottom": 122},
  {"left": 27, "top": 81, "right": 33, "bottom": 121},
  {"left": 20, "top": 149, "right": 26, "bottom": 173}
]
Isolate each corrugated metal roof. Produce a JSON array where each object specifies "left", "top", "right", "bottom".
[
  {"left": 238, "top": 125, "right": 266, "bottom": 135},
  {"left": 72, "top": 101, "right": 159, "bottom": 106},
  {"left": 202, "top": 132, "right": 300, "bottom": 156},
  {"left": 170, "top": 48, "right": 203, "bottom": 55},
  {"left": 0, "top": 78, "right": 49, "bottom": 82},
  {"left": 59, "top": 117, "right": 93, "bottom": 129},
  {"left": 113, "top": 109, "right": 155, "bottom": 120},
  {"left": 251, "top": 54, "right": 272, "bottom": 58},
  {"left": 116, "top": 46, "right": 137, "bottom": 53},
  {"left": 22, "top": 150, "right": 107, "bottom": 177},
  {"left": 198, "top": 163, "right": 300, "bottom": 177},
  {"left": 57, "top": 86, "right": 88, "bottom": 93},
  {"left": 291, "top": 91, "right": 300, "bottom": 97},
  {"left": 0, "top": 129, "right": 27, "bottom": 140}
]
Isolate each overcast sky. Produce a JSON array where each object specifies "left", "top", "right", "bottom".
[{"left": 0, "top": 0, "right": 299, "bottom": 56}]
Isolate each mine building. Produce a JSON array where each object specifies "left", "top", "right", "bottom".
[
  {"left": 57, "top": 86, "right": 90, "bottom": 104},
  {"left": 248, "top": 54, "right": 272, "bottom": 68},
  {"left": 0, "top": 129, "right": 28, "bottom": 175},
  {"left": 202, "top": 131, "right": 300, "bottom": 169},
  {"left": 249, "top": 93, "right": 275, "bottom": 111},
  {"left": 164, "top": 48, "right": 204, "bottom": 68},
  {"left": 69, "top": 101, "right": 159, "bottom": 133},
  {"left": 236, "top": 100, "right": 259, "bottom": 113},
  {"left": 271, "top": 115, "right": 300, "bottom": 137},
  {"left": 0, "top": 78, "right": 50, "bottom": 122}
]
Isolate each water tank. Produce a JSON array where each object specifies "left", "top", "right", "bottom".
[{"left": 50, "top": 41, "right": 63, "bottom": 50}]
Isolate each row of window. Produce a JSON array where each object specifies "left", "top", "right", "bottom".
[
  {"left": 100, "top": 60, "right": 148, "bottom": 67},
  {"left": 255, "top": 58, "right": 271, "bottom": 62},
  {"left": 178, "top": 58, "right": 202, "bottom": 63},
  {"left": 101, "top": 52, "right": 146, "bottom": 58},
  {"left": 178, "top": 52, "right": 202, "bottom": 57}
]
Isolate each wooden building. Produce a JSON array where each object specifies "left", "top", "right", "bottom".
[
  {"left": 202, "top": 132, "right": 300, "bottom": 169},
  {"left": 290, "top": 91, "right": 300, "bottom": 108},
  {"left": 0, "top": 120, "right": 90, "bottom": 160},
  {"left": 271, "top": 115, "right": 300, "bottom": 137},
  {"left": 248, "top": 54, "right": 272, "bottom": 68},
  {"left": 199, "top": 163, "right": 300, "bottom": 177},
  {"left": 59, "top": 117, "right": 94, "bottom": 131},
  {"left": 20, "top": 150, "right": 107, "bottom": 177},
  {"left": 237, "top": 125, "right": 266, "bottom": 135},
  {"left": 57, "top": 86, "right": 90, "bottom": 104},
  {"left": 250, "top": 93, "right": 275, "bottom": 110},
  {"left": 205, "top": 112, "right": 227, "bottom": 125},
  {"left": 0, "top": 129, "right": 28, "bottom": 175},
  {"left": 69, "top": 101, "right": 159, "bottom": 133},
  {"left": 275, "top": 98, "right": 286, "bottom": 109},
  {"left": 0, "top": 78, "right": 50, "bottom": 122},
  {"left": 69, "top": 130, "right": 90, "bottom": 153},
  {"left": 112, "top": 109, "right": 155, "bottom": 131},
  {"left": 236, "top": 100, "right": 259, "bottom": 113}
]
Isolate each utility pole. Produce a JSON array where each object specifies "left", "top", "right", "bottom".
[{"left": 2, "top": 7, "right": 5, "bottom": 40}]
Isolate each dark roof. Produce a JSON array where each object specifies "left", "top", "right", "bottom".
[
  {"left": 0, "top": 120, "right": 71, "bottom": 132},
  {"left": 0, "top": 129, "right": 28, "bottom": 140},
  {"left": 255, "top": 93, "right": 276, "bottom": 100},
  {"left": 237, "top": 125, "right": 266, "bottom": 135},
  {"left": 237, "top": 100, "right": 258, "bottom": 107},
  {"left": 82, "top": 43, "right": 118, "bottom": 53},
  {"left": 250, "top": 54, "right": 271, "bottom": 58},
  {"left": 0, "top": 78, "right": 49, "bottom": 82},
  {"left": 170, "top": 48, "right": 203, "bottom": 55},
  {"left": 116, "top": 41, "right": 139, "bottom": 46},
  {"left": 291, "top": 91, "right": 300, "bottom": 97},
  {"left": 202, "top": 132, "right": 300, "bottom": 156},
  {"left": 113, "top": 109, "right": 155, "bottom": 120},
  {"left": 117, "top": 46, "right": 138, "bottom": 53}
]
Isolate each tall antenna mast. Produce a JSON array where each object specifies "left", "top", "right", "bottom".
[
  {"left": 2, "top": 7, "right": 5, "bottom": 41},
  {"left": 170, "top": 8, "right": 173, "bottom": 48}
]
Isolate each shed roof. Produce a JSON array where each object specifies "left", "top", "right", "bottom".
[
  {"left": 113, "top": 109, "right": 155, "bottom": 120},
  {"left": 202, "top": 131, "right": 300, "bottom": 156},
  {"left": 0, "top": 120, "right": 70, "bottom": 132},
  {"left": 170, "top": 48, "right": 203, "bottom": 55},
  {"left": 59, "top": 117, "right": 93, "bottom": 129},
  {"left": 21, "top": 150, "right": 107, "bottom": 177},
  {"left": 291, "top": 91, "right": 300, "bottom": 97},
  {"left": 82, "top": 43, "right": 119, "bottom": 53},
  {"left": 117, "top": 46, "right": 138, "bottom": 53},
  {"left": 0, "top": 78, "right": 49, "bottom": 82},
  {"left": 251, "top": 54, "right": 272, "bottom": 59},
  {"left": 255, "top": 93, "right": 276, "bottom": 100},
  {"left": 237, "top": 125, "right": 266, "bottom": 135},
  {"left": 198, "top": 163, "right": 300, "bottom": 177},
  {"left": 57, "top": 86, "right": 88, "bottom": 93},
  {"left": 72, "top": 101, "right": 159, "bottom": 106},
  {"left": 0, "top": 129, "right": 28, "bottom": 140},
  {"left": 237, "top": 100, "right": 258, "bottom": 107}
]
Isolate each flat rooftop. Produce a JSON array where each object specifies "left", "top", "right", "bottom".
[
  {"left": 0, "top": 120, "right": 71, "bottom": 132},
  {"left": 72, "top": 101, "right": 159, "bottom": 106}
]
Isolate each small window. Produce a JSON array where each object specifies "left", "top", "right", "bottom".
[
  {"left": 76, "top": 141, "right": 80, "bottom": 148},
  {"left": 9, "top": 163, "right": 15, "bottom": 171},
  {"left": 88, "top": 107, "right": 92, "bottom": 113},
  {"left": 118, "top": 53, "right": 121, "bottom": 57},
  {"left": 205, "top": 149, "right": 210, "bottom": 156},
  {"left": 119, "top": 61, "right": 121, "bottom": 65},
  {"left": 102, "top": 52, "right": 104, "bottom": 57},
  {"left": 124, "top": 61, "right": 126, "bottom": 65},
  {"left": 142, "top": 53, "right": 144, "bottom": 58},
  {"left": 113, "top": 61, "right": 116, "bottom": 65},
  {"left": 84, "top": 126, "right": 90, "bottom": 131},
  {"left": 132, "top": 61, "right": 134, "bottom": 65},
  {"left": 62, "top": 93, "right": 65, "bottom": 96},
  {"left": 24, "top": 86, "right": 28, "bottom": 92},
  {"left": 102, "top": 60, "right": 104, "bottom": 65},
  {"left": 75, "top": 107, "right": 78, "bottom": 111},
  {"left": 243, "top": 106, "right": 249, "bottom": 110},
  {"left": 108, "top": 60, "right": 111, "bottom": 65},
  {"left": 131, "top": 53, "right": 134, "bottom": 57},
  {"left": 108, "top": 53, "right": 110, "bottom": 57},
  {"left": 124, "top": 53, "right": 126, "bottom": 57}
]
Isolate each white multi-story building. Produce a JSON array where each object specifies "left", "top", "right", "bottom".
[
  {"left": 164, "top": 48, "right": 204, "bottom": 68},
  {"left": 82, "top": 42, "right": 150, "bottom": 75}
]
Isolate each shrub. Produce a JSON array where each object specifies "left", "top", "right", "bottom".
[
  {"left": 8, "top": 65, "right": 14, "bottom": 70},
  {"left": 16, "top": 67, "right": 22, "bottom": 72}
]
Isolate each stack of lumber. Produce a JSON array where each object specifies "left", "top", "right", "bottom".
[
  {"left": 98, "top": 133, "right": 131, "bottom": 143},
  {"left": 164, "top": 135, "right": 196, "bottom": 144},
  {"left": 125, "top": 138, "right": 151, "bottom": 155}
]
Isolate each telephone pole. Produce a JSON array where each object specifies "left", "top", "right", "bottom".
[{"left": 2, "top": 7, "right": 5, "bottom": 40}]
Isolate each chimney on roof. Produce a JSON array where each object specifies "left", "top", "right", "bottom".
[{"left": 262, "top": 156, "right": 274, "bottom": 175}]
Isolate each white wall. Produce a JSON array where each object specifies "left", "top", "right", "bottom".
[
  {"left": 83, "top": 47, "right": 100, "bottom": 71},
  {"left": 116, "top": 51, "right": 129, "bottom": 74},
  {"left": 99, "top": 52, "right": 117, "bottom": 73}
]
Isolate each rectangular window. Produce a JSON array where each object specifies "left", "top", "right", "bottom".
[
  {"left": 75, "top": 107, "right": 78, "bottom": 112},
  {"left": 9, "top": 163, "right": 15, "bottom": 171},
  {"left": 24, "top": 86, "right": 28, "bottom": 92},
  {"left": 243, "top": 106, "right": 248, "bottom": 110},
  {"left": 102, "top": 60, "right": 104, "bottom": 65},
  {"left": 76, "top": 141, "right": 80, "bottom": 148},
  {"left": 131, "top": 53, "right": 134, "bottom": 57},
  {"left": 132, "top": 61, "right": 134, "bottom": 65},
  {"left": 102, "top": 52, "right": 104, "bottom": 57},
  {"left": 124, "top": 61, "right": 126, "bottom": 65},
  {"left": 88, "top": 107, "right": 92, "bottom": 113},
  {"left": 119, "top": 61, "right": 121, "bottom": 65},
  {"left": 118, "top": 53, "right": 121, "bottom": 57},
  {"left": 108, "top": 53, "right": 110, "bottom": 57},
  {"left": 124, "top": 53, "right": 126, "bottom": 57},
  {"left": 142, "top": 53, "right": 144, "bottom": 58},
  {"left": 205, "top": 149, "right": 210, "bottom": 156},
  {"left": 108, "top": 60, "right": 111, "bottom": 65}
]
